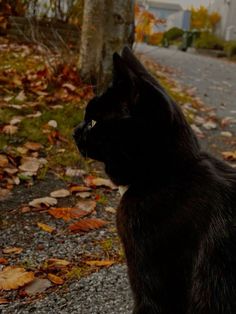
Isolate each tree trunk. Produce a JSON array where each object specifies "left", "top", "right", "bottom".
[{"left": 78, "top": 0, "right": 135, "bottom": 94}]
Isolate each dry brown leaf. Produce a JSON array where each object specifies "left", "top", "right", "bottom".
[
  {"left": 24, "top": 142, "right": 42, "bottom": 151},
  {"left": 3, "top": 247, "right": 23, "bottom": 254},
  {"left": 2, "top": 125, "right": 18, "bottom": 135},
  {"left": 37, "top": 222, "right": 55, "bottom": 233},
  {"left": 0, "top": 154, "right": 8, "bottom": 168},
  {"left": 50, "top": 189, "right": 70, "bottom": 198},
  {"left": 0, "top": 188, "right": 11, "bottom": 200},
  {"left": 0, "top": 298, "right": 9, "bottom": 304},
  {"left": 19, "top": 157, "right": 41, "bottom": 173},
  {"left": 29, "top": 197, "right": 57, "bottom": 208},
  {"left": 15, "top": 90, "right": 26, "bottom": 102},
  {"left": 77, "top": 192, "right": 92, "bottom": 199},
  {"left": 0, "top": 258, "right": 8, "bottom": 265},
  {"left": 85, "top": 260, "right": 115, "bottom": 267},
  {"left": 24, "top": 278, "right": 51, "bottom": 296},
  {"left": 222, "top": 151, "right": 236, "bottom": 161},
  {"left": 48, "top": 273, "right": 64, "bottom": 285},
  {"left": 105, "top": 206, "right": 116, "bottom": 214},
  {"left": 0, "top": 267, "right": 34, "bottom": 290},
  {"left": 46, "top": 258, "right": 70, "bottom": 269},
  {"left": 75, "top": 200, "right": 96, "bottom": 212},
  {"left": 68, "top": 218, "right": 108, "bottom": 233},
  {"left": 48, "top": 207, "right": 88, "bottom": 221},
  {"left": 84, "top": 176, "right": 117, "bottom": 190},
  {"left": 69, "top": 185, "right": 91, "bottom": 193}
]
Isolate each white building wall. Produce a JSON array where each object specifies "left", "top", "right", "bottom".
[{"left": 209, "top": 0, "right": 236, "bottom": 40}]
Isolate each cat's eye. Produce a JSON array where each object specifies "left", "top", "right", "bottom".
[
  {"left": 87, "top": 120, "right": 96, "bottom": 129},
  {"left": 91, "top": 120, "right": 96, "bottom": 127}
]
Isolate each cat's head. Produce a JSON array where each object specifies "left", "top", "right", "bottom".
[{"left": 73, "top": 47, "right": 199, "bottom": 186}]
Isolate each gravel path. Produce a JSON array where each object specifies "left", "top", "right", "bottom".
[{"left": 1, "top": 265, "right": 133, "bottom": 314}]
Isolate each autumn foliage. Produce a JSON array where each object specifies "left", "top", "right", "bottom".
[
  {"left": 191, "top": 6, "right": 221, "bottom": 31},
  {"left": 135, "top": 4, "right": 164, "bottom": 44}
]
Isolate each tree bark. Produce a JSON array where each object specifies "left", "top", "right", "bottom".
[{"left": 78, "top": 0, "right": 135, "bottom": 94}]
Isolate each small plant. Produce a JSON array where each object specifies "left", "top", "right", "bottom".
[
  {"left": 163, "top": 27, "right": 184, "bottom": 42},
  {"left": 224, "top": 41, "right": 236, "bottom": 58},
  {"left": 194, "top": 32, "right": 225, "bottom": 50}
]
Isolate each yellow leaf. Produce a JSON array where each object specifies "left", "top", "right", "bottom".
[
  {"left": 37, "top": 222, "right": 55, "bottom": 233},
  {"left": 48, "top": 273, "right": 64, "bottom": 285},
  {"left": 46, "top": 258, "right": 70, "bottom": 269},
  {"left": 3, "top": 247, "right": 23, "bottom": 254},
  {"left": 0, "top": 267, "right": 34, "bottom": 290},
  {"left": 85, "top": 260, "right": 115, "bottom": 267}
]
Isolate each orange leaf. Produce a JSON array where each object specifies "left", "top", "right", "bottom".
[
  {"left": 69, "top": 185, "right": 91, "bottom": 193},
  {"left": 0, "top": 267, "right": 34, "bottom": 290},
  {"left": 222, "top": 151, "right": 236, "bottom": 161},
  {"left": 48, "top": 208, "right": 89, "bottom": 221},
  {"left": 0, "top": 298, "right": 9, "bottom": 304},
  {"left": 85, "top": 260, "right": 115, "bottom": 267},
  {"left": 0, "top": 258, "right": 8, "bottom": 265},
  {"left": 68, "top": 218, "right": 108, "bottom": 233},
  {"left": 24, "top": 142, "right": 42, "bottom": 151},
  {"left": 48, "top": 273, "right": 64, "bottom": 285},
  {"left": 37, "top": 222, "right": 55, "bottom": 233}
]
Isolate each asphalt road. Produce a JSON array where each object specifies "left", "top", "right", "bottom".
[{"left": 135, "top": 44, "right": 236, "bottom": 118}]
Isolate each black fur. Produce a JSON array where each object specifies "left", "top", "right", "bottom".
[{"left": 74, "top": 47, "right": 236, "bottom": 314}]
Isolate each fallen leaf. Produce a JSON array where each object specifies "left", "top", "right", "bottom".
[
  {"left": 84, "top": 176, "right": 117, "bottom": 190},
  {"left": 24, "top": 142, "right": 42, "bottom": 151},
  {"left": 37, "top": 222, "right": 55, "bottom": 233},
  {"left": 220, "top": 131, "right": 232, "bottom": 138},
  {"left": 0, "top": 154, "right": 8, "bottom": 167},
  {"left": 46, "top": 258, "right": 70, "bottom": 269},
  {"left": 24, "top": 278, "right": 51, "bottom": 296},
  {"left": 65, "top": 168, "right": 86, "bottom": 177},
  {"left": 75, "top": 200, "right": 96, "bottom": 212},
  {"left": 9, "top": 116, "right": 24, "bottom": 125},
  {"left": 105, "top": 206, "right": 116, "bottom": 214},
  {"left": 222, "top": 151, "right": 236, "bottom": 161},
  {"left": 69, "top": 185, "right": 91, "bottom": 193},
  {"left": 50, "top": 189, "right": 70, "bottom": 198},
  {"left": 48, "top": 208, "right": 89, "bottom": 221},
  {"left": 203, "top": 121, "right": 217, "bottom": 130},
  {"left": 0, "top": 188, "right": 10, "bottom": 200},
  {"left": 0, "top": 258, "right": 8, "bottom": 265},
  {"left": 63, "top": 83, "right": 76, "bottom": 91},
  {"left": 48, "top": 273, "right": 64, "bottom": 285},
  {"left": 68, "top": 218, "right": 108, "bottom": 233},
  {"left": 15, "top": 90, "right": 26, "bottom": 102},
  {"left": 48, "top": 120, "right": 57, "bottom": 128},
  {"left": 3, "top": 247, "right": 23, "bottom": 254},
  {"left": 77, "top": 192, "right": 91, "bottom": 199},
  {"left": 85, "top": 260, "right": 115, "bottom": 267},
  {"left": 4, "top": 167, "right": 18, "bottom": 175},
  {"left": 190, "top": 124, "right": 205, "bottom": 138},
  {"left": 0, "top": 267, "right": 34, "bottom": 290},
  {"left": 29, "top": 197, "right": 57, "bottom": 208},
  {"left": 26, "top": 111, "right": 42, "bottom": 118},
  {"left": 19, "top": 157, "right": 41, "bottom": 173},
  {"left": 2, "top": 125, "right": 18, "bottom": 135},
  {"left": 0, "top": 298, "right": 9, "bottom": 304}
]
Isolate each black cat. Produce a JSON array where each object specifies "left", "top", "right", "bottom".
[{"left": 73, "top": 47, "right": 236, "bottom": 314}]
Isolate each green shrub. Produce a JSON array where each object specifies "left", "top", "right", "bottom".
[
  {"left": 224, "top": 41, "right": 236, "bottom": 58},
  {"left": 163, "top": 27, "right": 184, "bottom": 43},
  {"left": 194, "top": 32, "right": 225, "bottom": 50}
]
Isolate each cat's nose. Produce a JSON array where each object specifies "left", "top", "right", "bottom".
[{"left": 73, "top": 121, "right": 86, "bottom": 139}]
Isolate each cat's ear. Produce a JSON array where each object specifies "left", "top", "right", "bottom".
[
  {"left": 121, "top": 46, "right": 165, "bottom": 91},
  {"left": 112, "top": 52, "right": 137, "bottom": 85}
]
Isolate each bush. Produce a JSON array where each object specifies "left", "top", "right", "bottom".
[
  {"left": 224, "top": 41, "right": 236, "bottom": 58},
  {"left": 194, "top": 32, "right": 225, "bottom": 50},
  {"left": 163, "top": 27, "right": 184, "bottom": 42},
  {"left": 147, "top": 32, "right": 164, "bottom": 46}
]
